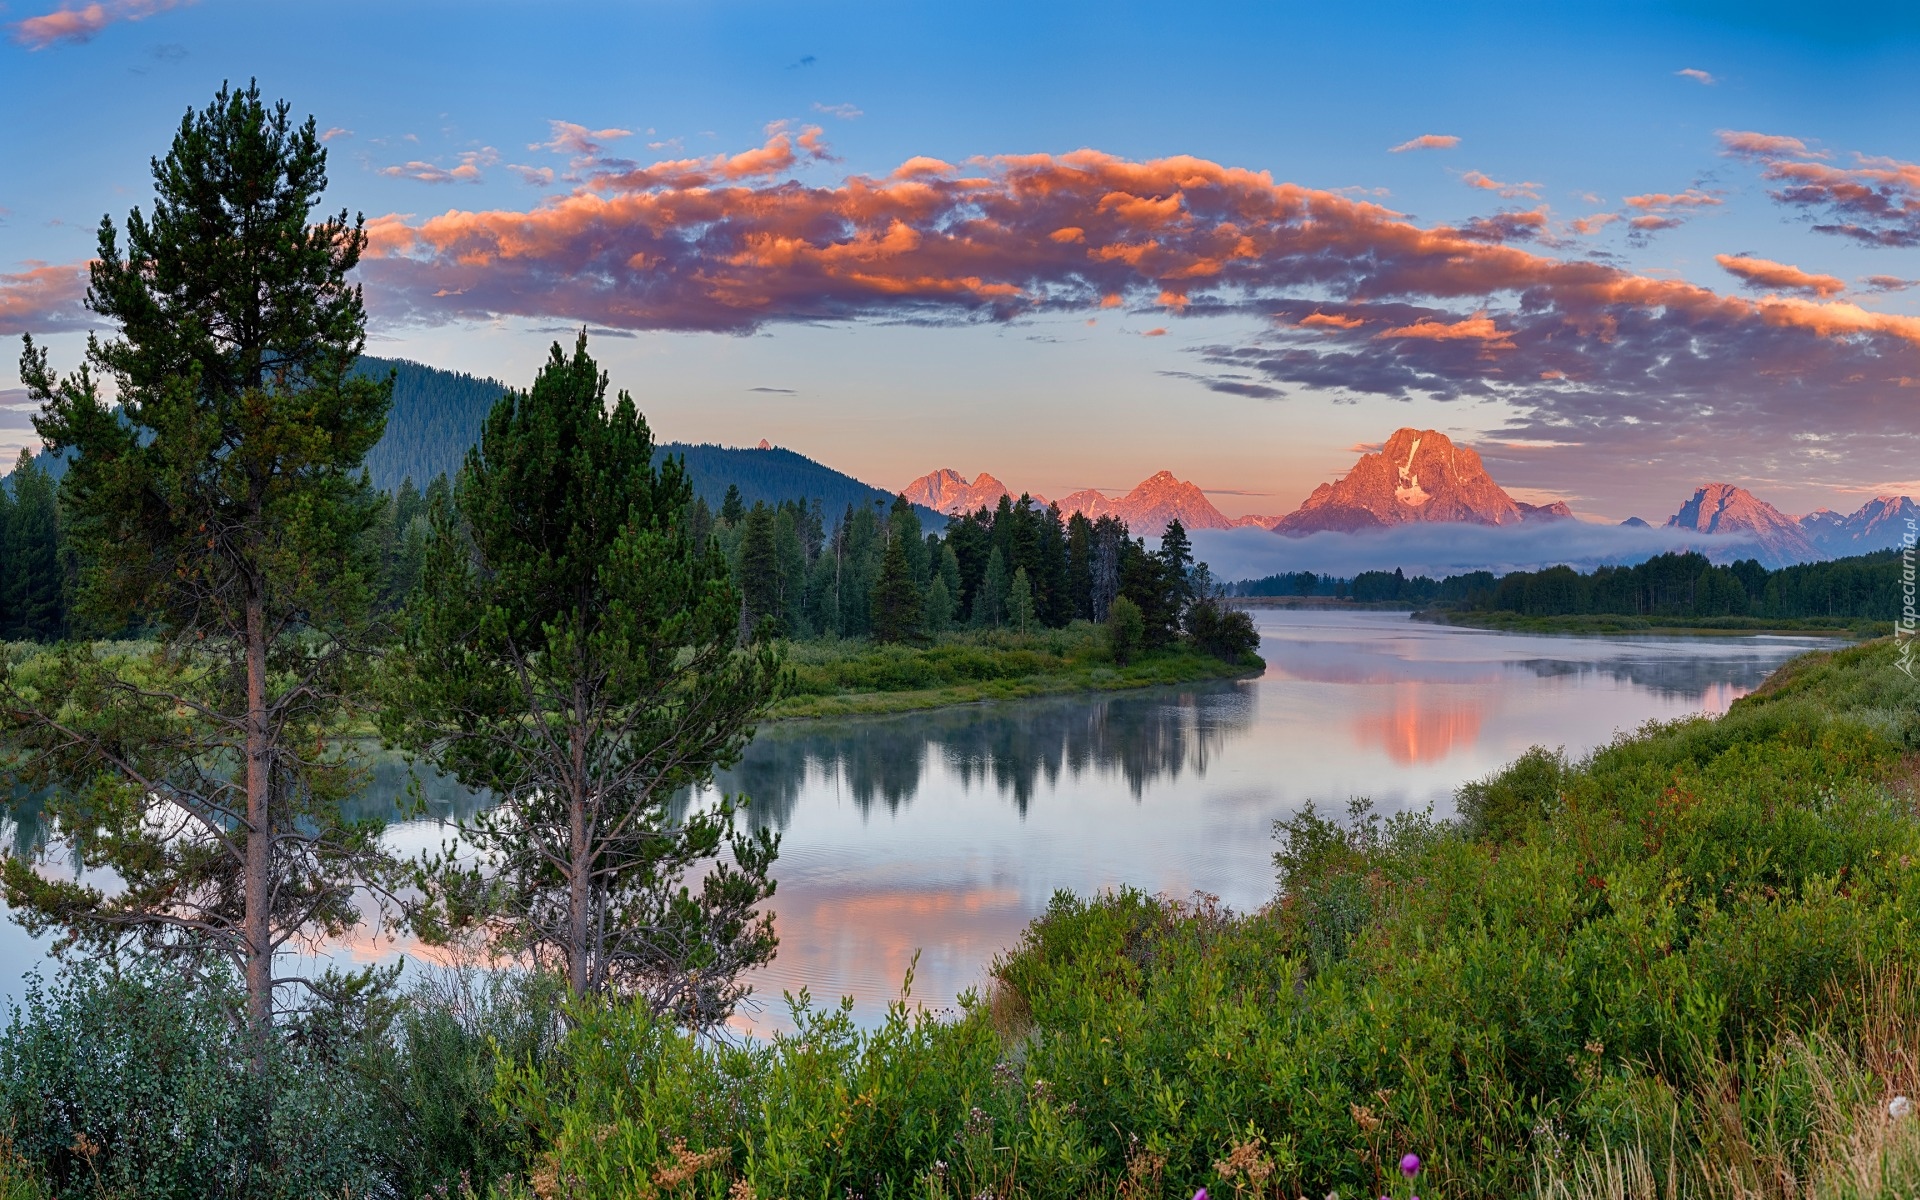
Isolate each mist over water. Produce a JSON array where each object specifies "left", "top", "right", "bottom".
[{"left": 0, "top": 611, "right": 1830, "bottom": 1032}]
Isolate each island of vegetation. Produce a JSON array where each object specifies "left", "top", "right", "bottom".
[{"left": 0, "top": 83, "right": 1916, "bottom": 1200}]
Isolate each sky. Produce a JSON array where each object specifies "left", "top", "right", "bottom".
[{"left": 3, "top": 0, "right": 1920, "bottom": 522}]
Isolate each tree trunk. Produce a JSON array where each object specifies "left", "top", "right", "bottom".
[
  {"left": 567, "top": 721, "right": 591, "bottom": 996},
  {"left": 243, "top": 583, "right": 273, "bottom": 1046}
]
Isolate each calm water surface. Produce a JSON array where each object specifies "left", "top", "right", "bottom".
[
  {"left": 709, "top": 610, "right": 1824, "bottom": 1029},
  {"left": 0, "top": 610, "right": 1829, "bottom": 1028}
]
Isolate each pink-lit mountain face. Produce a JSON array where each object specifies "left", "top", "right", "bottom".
[
  {"left": 902, "top": 469, "right": 1021, "bottom": 515},
  {"left": 901, "top": 468, "right": 1230, "bottom": 536},
  {"left": 1663, "top": 484, "right": 1820, "bottom": 568},
  {"left": 1273, "top": 429, "right": 1528, "bottom": 536},
  {"left": 1800, "top": 495, "right": 1919, "bottom": 555}
]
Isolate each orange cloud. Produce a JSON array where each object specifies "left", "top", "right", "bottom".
[
  {"left": 530, "top": 120, "right": 633, "bottom": 158},
  {"left": 1461, "top": 170, "right": 1540, "bottom": 199},
  {"left": 1675, "top": 67, "right": 1717, "bottom": 85},
  {"left": 1299, "top": 312, "right": 1365, "bottom": 330},
  {"left": 1570, "top": 212, "right": 1619, "bottom": 235},
  {"left": 10, "top": 0, "right": 184, "bottom": 48},
  {"left": 1718, "top": 130, "right": 1825, "bottom": 160},
  {"left": 1624, "top": 189, "right": 1721, "bottom": 211},
  {"left": 1723, "top": 132, "right": 1920, "bottom": 247},
  {"left": 379, "top": 147, "right": 498, "bottom": 185},
  {"left": 1389, "top": 134, "right": 1460, "bottom": 153},
  {"left": 1715, "top": 254, "right": 1846, "bottom": 298},
  {"left": 1377, "top": 313, "right": 1515, "bottom": 348},
  {"left": 0, "top": 261, "right": 92, "bottom": 334},
  {"left": 358, "top": 139, "right": 1920, "bottom": 400}
]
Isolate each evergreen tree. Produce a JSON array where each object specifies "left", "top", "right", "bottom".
[
  {"left": 3, "top": 451, "right": 62, "bottom": 640},
  {"left": 1159, "top": 518, "right": 1195, "bottom": 609},
  {"left": 720, "top": 484, "right": 745, "bottom": 526},
  {"left": 384, "top": 335, "right": 784, "bottom": 1018},
  {"left": 4, "top": 84, "right": 396, "bottom": 1036},
  {"left": 736, "top": 502, "right": 784, "bottom": 638},
  {"left": 1008, "top": 566, "right": 1037, "bottom": 633},
  {"left": 973, "top": 545, "right": 1010, "bottom": 627},
  {"left": 870, "top": 522, "right": 923, "bottom": 643},
  {"left": 924, "top": 574, "right": 954, "bottom": 634},
  {"left": 1065, "top": 511, "right": 1095, "bottom": 621}
]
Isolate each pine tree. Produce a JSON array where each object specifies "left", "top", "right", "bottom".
[
  {"left": 3, "top": 451, "right": 62, "bottom": 640},
  {"left": 384, "top": 335, "right": 784, "bottom": 1018},
  {"left": 870, "top": 521, "right": 923, "bottom": 643},
  {"left": 720, "top": 483, "right": 745, "bottom": 526},
  {"left": 973, "top": 545, "right": 1010, "bottom": 627},
  {"left": 5, "top": 83, "right": 395, "bottom": 1037},
  {"left": 924, "top": 574, "right": 954, "bottom": 634},
  {"left": 1008, "top": 566, "right": 1036, "bottom": 633},
  {"left": 737, "top": 502, "right": 784, "bottom": 638}
]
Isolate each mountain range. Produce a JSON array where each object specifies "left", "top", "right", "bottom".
[
  {"left": 903, "top": 466, "right": 1239, "bottom": 536},
  {"left": 911, "top": 428, "right": 1914, "bottom": 570}
]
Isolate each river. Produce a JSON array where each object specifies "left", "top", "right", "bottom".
[{"left": 0, "top": 610, "right": 1830, "bottom": 1030}]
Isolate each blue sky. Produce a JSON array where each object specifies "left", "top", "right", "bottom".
[{"left": 5, "top": 0, "right": 1920, "bottom": 520}]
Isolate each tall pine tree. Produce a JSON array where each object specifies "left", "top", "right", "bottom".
[
  {"left": 384, "top": 335, "right": 784, "bottom": 1019},
  {"left": 5, "top": 83, "right": 395, "bottom": 1037}
]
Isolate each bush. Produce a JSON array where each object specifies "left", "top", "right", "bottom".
[
  {"left": 1106, "top": 596, "right": 1146, "bottom": 664},
  {"left": 1455, "top": 744, "right": 1569, "bottom": 842},
  {"left": 0, "top": 962, "right": 386, "bottom": 1200}
]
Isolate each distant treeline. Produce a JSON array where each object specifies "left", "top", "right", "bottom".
[{"left": 1241, "top": 550, "right": 1907, "bottom": 621}]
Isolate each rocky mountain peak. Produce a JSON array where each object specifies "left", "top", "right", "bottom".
[{"left": 1273, "top": 427, "right": 1525, "bottom": 536}]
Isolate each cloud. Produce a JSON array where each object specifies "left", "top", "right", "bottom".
[
  {"left": 0, "top": 261, "right": 93, "bottom": 335},
  {"left": 530, "top": 120, "right": 633, "bottom": 159},
  {"left": 1461, "top": 170, "right": 1540, "bottom": 199},
  {"left": 507, "top": 164, "right": 556, "bottom": 186},
  {"left": 748, "top": 386, "right": 796, "bottom": 394},
  {"left": 1624, "top": 189, "right": 1722, "bottom": 211},
  {"left": 1721, "top": 129, "right": 1920, "bottom": 247},
  {"left": 813, "top": 102, "right": 863, "bottom": 120},
  {"left": 10, "top": 0, "right": 184, "bottom": 48},
  {"left": 356, "top": 139, "right": 1920, "bottom": 498},
  {"left": 1190, "top": 522, "right": 1769, "bottom": 583},
  {"left": 1864, "top": 274, "right": 1917, "bottom": 292},
  {"left": 1715, "top": 253, "right": 1846, "bottom": 297},
  {"left": 379, "top": 147, "right": 499, "bottom": 185},
  {"left": 1377, "top": 312, "right": 1515, "bottom": 349},
  {"left": 1570, "top": 212, "right": 1619, "bottom": 235},
  {"left": 1388, "top": 134, "right": 1460, "bottom": 153},
  {"left": 1613, "top": 187, "right": 1723, "bottom": 237},
  {"left": 1675, "top": 67, "right": 1717, "bottom": 84},
  {"left": 320, "top": 127, "right": 353, "bottom": 143},
  {"left": 1140, "top": 327, "right": 1168, "bottom": 336}
]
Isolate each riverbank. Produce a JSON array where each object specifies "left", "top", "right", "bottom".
[
  {"left": 769, "top": 624, "right": 1262, "bottom": 720},
  {"left": 1414, "top": 607, "right": 1886, "bottom": 638}
]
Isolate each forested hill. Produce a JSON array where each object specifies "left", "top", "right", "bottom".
[
  {"left": 358, "top": 356, "right": 937, "bottom": 522},
  {"left": 355, "top": 355, "right": 506, "bottom": 488},
  {"left": 17, "top": 355, "right": 934, "bottom": 520}
]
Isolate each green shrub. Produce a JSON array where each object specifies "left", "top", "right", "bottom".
[
  {"left": 0, "top": 962, "right": 386, "bottom": 1200},
  {"left": 1106, "top": 597, "right": 1146, "bottom": 665},
  {"left": 1456, "top": 744, "right": 1569, "bottom": 843}
]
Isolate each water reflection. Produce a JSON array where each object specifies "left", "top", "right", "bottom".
[
  {"left": 715, "top": 683, "right": 1253, "bottom": 824},
  {"left": 0, "top": 612, "right": 1834, "bottom": 1030}
]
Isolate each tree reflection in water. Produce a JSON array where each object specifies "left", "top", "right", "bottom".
[{"left": 703, "top": 681, "right": 1257, "bottom": 828}]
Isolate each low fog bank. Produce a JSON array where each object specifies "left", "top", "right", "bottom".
[{"left": 1183, "top": 523, "right": 1770, "bottom": 583}]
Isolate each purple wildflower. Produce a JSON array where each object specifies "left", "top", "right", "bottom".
[
  {"left": 1193, "top": 1190, "right": 1208, "bottom": 1200},
  {"left": 1400, "top": 1153, "right": 1422, "bottom": 1177}
]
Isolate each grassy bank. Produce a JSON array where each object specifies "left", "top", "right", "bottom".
[
  {"left": 1417, "top": 607, "right": 1887, "bottom": 638},
  {"left": 767, "top": 623, "right": 1263, "bottom": 720},
  {"left": 3, "top": 639, "right": 1917, "bottom": 1199}
]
